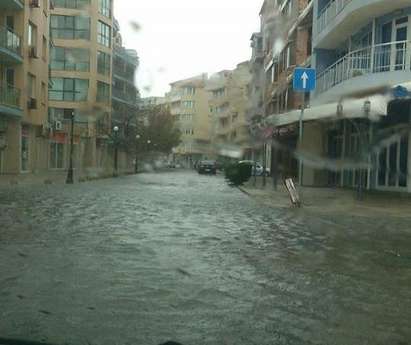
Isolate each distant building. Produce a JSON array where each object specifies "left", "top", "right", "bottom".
[
  {"left": 165, "top": 74, "right": 212, "bottom": 166},
  {"left": 207, "top": 62, "right": 252, "bottom": 159},
  {"left": 140, "top": 97, "right": 166, "bottom": 109}
]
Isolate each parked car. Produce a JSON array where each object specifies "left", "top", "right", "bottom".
[
  {"left": 238, "top": 160, "right": 270, "bottom": 176},
  {"left": 197, "top": 160, "right": 217, "bottom": 175},
  {"left": 167, "top": 161, "right": 176, "bottom": 168}
]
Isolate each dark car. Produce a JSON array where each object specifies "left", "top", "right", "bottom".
[{"left": 197, "top": 160, "right": 217, "bottom": 175}]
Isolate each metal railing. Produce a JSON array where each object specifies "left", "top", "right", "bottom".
[
  {"left": 317, "top": 40, "right": 411, "bottom": 94},
  {"left": 0, "top": 84, "right": 21, "bottom": 109},
  {"left": 317, "top": 0, "right": 352, "bottom": 35},
  {"left": 112, "top": 88, "right": 137, "bottom": 104},
  {"left": 0, "top": 26, "right": 21, "bottom": 56}
]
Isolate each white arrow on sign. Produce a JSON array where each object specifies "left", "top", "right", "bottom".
[{"left": 301, "top": 71, "right": 309, "bottom": 89}]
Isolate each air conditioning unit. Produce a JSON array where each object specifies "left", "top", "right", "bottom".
[
  {"left": 27, "top": 97, "right": 37, "bottom": 109},
  {"left": 29, "top": 46, "right": 38, "bottom": 58},
  {"left": 30, "top": 0, "right": 40, "bottom": 8},
  {"left": 55, "top": 121, "right": 63, "bottom": 131}
]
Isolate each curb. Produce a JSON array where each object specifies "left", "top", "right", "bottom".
[{"left": 237, "top": 186, "right": 252, "bottom": 196}]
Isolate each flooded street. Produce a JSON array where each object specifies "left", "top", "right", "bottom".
[{"left": 1, "top": 171, "right": 411, "bottom": 345}]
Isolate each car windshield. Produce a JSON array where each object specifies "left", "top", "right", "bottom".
[{"left": 1, "top": 1, "right": 411, "bottom": 345}]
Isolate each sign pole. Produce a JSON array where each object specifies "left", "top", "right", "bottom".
[
  {"left": 293, "top": 68, "right": 315, "bottom": 187},
  {"left": 298, "top": 93, "right": 305, "bottom": 186}
]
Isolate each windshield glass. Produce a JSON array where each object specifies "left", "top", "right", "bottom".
[{"left": 1, "top": 0, "right": 411, "bottom": 344}]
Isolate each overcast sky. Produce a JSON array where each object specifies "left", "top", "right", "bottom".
[{"left": 114, "top": 0, "right": 262, "bottom": 97}]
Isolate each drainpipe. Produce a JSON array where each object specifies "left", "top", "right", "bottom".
[
  {"left": 340, "top": 118, "right": 347, "bottom": 187},
  {"left": 370, "top": 18, "right": 376, "bottom": 72}
]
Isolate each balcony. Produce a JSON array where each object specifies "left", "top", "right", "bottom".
[
  {"left": 114, "top": 47, "right": 138, "bottom": 67},
  {"left": 0, "top": 26, "right": 22, "bottom": 64},
  {"left": 112, "top": 88, "right": 138, "bottom": 107},
  {"left": 113, "top": 68, "right": 135, "bottom": 85},
  {"left": 0, "top": 84, "right": 23, "bottom": 118},
  {"left": 0, "top": 0, "right": 24, "bottom": 10},
  {"left": 317, "top": 0, "right": 352, "bottom": 36},
  {"left": 315, "top": 0, "right": 409, "bottom": 49},
  {"left": 316, "top": 40, "right": 411, "bottom": 101}
]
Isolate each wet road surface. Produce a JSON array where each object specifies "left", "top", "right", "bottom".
[{"left": 1, "top": 171, "right": 411, "bottom": 345}]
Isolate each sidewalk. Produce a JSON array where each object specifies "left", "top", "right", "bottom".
[
  {"left": 0, "top": 168, "right": 135, "bottom": 188},
  {"left": 239, "top": 176, "right": 411, "bottom": 218}
]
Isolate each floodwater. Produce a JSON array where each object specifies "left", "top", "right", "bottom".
[{"left": 0, "top": 171, "right": 410, "bottom": 345}]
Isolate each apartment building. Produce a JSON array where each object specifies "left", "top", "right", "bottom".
[
  {"left": 110, "top": 18, "right": 139, "bottom": 173},
  {"left": 258, "top": 0, "right": 313, "bottom": 180},
  {"left": 166, "top": 74, "right": 212, "bottom": 166},
  {"left": 0, "top": 0, "right": 50, "bottom": 176},
  {"left": 259, "top": 0, "right": 411, "bottom": 193},
  {"left": 208, "top": 62, "right": 252, "bottom": 159},
  {"left": 308, "top": 0, "right": 411, "bottom": 192},
  {"left": 48, "top": 0, "right": 113, "bottom": 176},
  {"left": 248, "top": 32, "right": 264, "bottom": 149}
]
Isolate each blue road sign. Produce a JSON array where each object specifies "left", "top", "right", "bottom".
[{"left": 293, "top": 68, "right": 316, "bottom": 92}]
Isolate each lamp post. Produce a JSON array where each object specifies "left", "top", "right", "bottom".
[
  {"left": 135, "top": 134, "right": 141, "bottom": 174},
  {"left": 66, "top": 110, "right": 75, "bottom": 184},
  {"left": 113, "top": 126, "right": 119, "bottom": 177}
]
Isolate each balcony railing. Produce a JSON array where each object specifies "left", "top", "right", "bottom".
[
  {"left": 317, "top": 40, "right": 411, "bottom": 94},
  {"left": 0, "top": 84, "right": 21, "bottom": 109},
  {"left": 112, "top": 88, "right": 137, "bottom": 105},
  {"left": 0, "top": 26, "right": 21, "bottom": 57},
  {"left": 113, "top": 67, "right": 135, "bottom": 83},
  {"left": 317, "top": 0, "right": 352, "bottom": 35}
]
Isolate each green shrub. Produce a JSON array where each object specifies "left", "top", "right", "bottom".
[{"left": 224, "top": 162, "right": 252, "bottom": 186}]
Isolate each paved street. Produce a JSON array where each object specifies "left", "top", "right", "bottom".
[{"left": 1, "top": 171, "right": 411, "bottom": 345}]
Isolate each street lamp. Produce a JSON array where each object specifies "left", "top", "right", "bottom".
[
  {"left": 135, "top": 134, "right": 141, "bottom": 174},
  {"left": 113, "top": 126, "right": 119, "bottom": 177},
  {"left": 66, "top": 110, "right": 75, "bottom": 184}
]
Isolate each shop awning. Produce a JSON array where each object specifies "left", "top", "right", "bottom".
[{"left": 265, "top": 94, "right": 391, "bottom": 127}]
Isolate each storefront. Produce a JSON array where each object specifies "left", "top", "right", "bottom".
[{"left": 272, "top": 124, "right": 298, "bottom": 180}]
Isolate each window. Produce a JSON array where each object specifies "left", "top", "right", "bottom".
[
  {"left": 99, "top": 0, "right": 112, "bottom": 18},
  {"left": 50, "top": 142, "right": 65, "bottom": 169},
  {"left": 97, "top": 81, "right": 110, "bottom": 104},
  {"left": 184, "top": 86, "right": 195, "bottom": 95},
  {"left": 28, "top": 22, "right": 37, "bottom": 48},
  {"left": 51, "top": 15, "right": 90, "bottom": 40},
  {"left": 97, "top": 21, "right": 111, "bottom": 47},
  {"left": 28, "top": 73, "right": 36, "bottom": 99},
  {"left": 212, "top": 88, "right": 225, "bottom": 98},
  {"left": 6, "top": 16, "right": 14, "bottom": 30},
  {"left": 51, "top": 47, "right": 90, "bottom": 71},
  {"left": 49, "top": 78, "right": 89, "bottom": 101},
  {"left": 182, "top": 100, "right": 194, "bottom": 108},
  {"left": 48, "top": 108, "right": 75, "bottom": 122},
  {"left": 41, "top": 36, "right": 47, "bottom": 61},
  {"left": 97, "top": 51, "right": 111, "bottom": 76},
  {"left": 41, "top": 82, "right": 46, "bottom": 106},
  {"left": 53, "top": 0, "right": 89, "bottom": 9}
]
